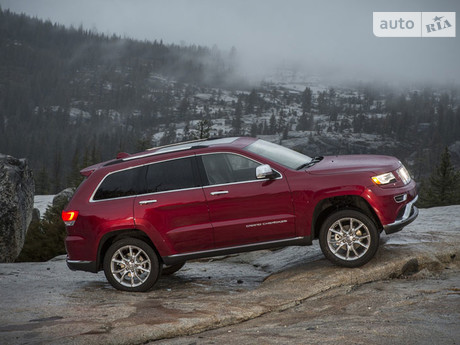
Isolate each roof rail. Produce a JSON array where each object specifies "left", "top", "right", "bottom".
[
  {"left": 118, "top": 137, "right": 233, "bottom": 163},
  {"left": 121, "top": 139, "right": 211, "bottom": 162},
  {"left": 147, "top": 138, "right": 208, "bottom": 151}
]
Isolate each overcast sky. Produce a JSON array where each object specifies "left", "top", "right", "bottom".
[{"left": 1, "top": 0, "right": 459, "bottom": 84}]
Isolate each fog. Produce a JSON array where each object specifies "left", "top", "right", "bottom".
[{"left": 1, "top": 0, "right": 459, "bottom": 84}]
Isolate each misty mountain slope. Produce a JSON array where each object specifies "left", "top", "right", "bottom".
[
  {"left": 0, "top": 8, "right": 237, "bottom": 192},
  {"left": 0, "top": 8, "right": 459, "bottom": 195}
]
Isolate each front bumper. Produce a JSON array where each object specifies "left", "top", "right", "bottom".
[{"left": 383, "top": 195, "right": 419, "bottom": 234}]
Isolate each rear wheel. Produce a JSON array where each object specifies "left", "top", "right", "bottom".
[
  {"left": 319, "top": 209, "right": 379, "bottom": 267},
  {"left": 103, "top": 238, "right": 161, "bottom": 292},
  {"left": 162, "top": 262, "right": 185, "bottom": 276}
]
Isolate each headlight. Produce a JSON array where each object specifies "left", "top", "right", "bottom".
[
  {"left": 397, "top": 165, "right": 411, "bottom": 185},
  {"left": 372, "top": 172, "right": 396, "bottom": 185}
]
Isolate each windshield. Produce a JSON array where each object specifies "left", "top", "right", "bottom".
[{"left": 244, "top": 139, "right": 311, "bottom": 170}]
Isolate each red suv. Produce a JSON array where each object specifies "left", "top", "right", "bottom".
[{"left": 63, "top": 137, "right": 418, "bottom": 292}]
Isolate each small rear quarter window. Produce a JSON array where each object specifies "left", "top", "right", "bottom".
[{"left": 93, "top": 167, "right": 146, "bottom": 200}]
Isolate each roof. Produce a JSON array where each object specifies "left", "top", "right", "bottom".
[
  {"left": 81, "top": 137, "right": 256, "bottom": 176},
  {"left": 123, "top": 137, "right": 240, "bottom": 162}
]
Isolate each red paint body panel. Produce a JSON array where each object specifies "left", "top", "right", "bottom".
[
  {"left": 133, "top": 188, "right": 213, "bottom": 255},
  {"left": 65, "top": 197, "right": 134, "bottom": 261},
  {"left": 204, "top": 178, "right": 295, "bottom": 247}
]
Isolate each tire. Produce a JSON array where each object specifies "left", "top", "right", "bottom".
[
  {"left": 103, "top": 238, "right": 161, "bottom": 292},
  {"left": 319, "top": 209, "right": 379, "bottom": 268},
  {"left": 162, "top": 262, "right": 185, "bottom": 276}
]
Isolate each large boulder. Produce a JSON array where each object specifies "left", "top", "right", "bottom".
[
  {"left": 52, "top": 188, "right": 74, "bottom": 209},
  {"left": 0, "top": 154, "right": 34, "bottom": 262}
]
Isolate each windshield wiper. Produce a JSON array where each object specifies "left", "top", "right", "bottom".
[{"left": 296, "top": 156, "right": 323, "bottom": 170}]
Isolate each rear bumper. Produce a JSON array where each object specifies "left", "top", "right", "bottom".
[
  {"left": 383, "top": 195, "right": 419, "bottom": 234},
  {"left": 66, "top": 257, "right": 98, "bottom": 273}
]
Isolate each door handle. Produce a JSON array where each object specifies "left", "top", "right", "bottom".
[
  {"left": 210, "top": 191, "right": 229, "bottom": 196},
  {"left": 138, "top": 199, "right": 157, "bottom": 205}
]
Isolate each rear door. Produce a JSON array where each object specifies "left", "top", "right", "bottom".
[
  {"left": 198, "top": 152, "right": 296, "bottom": 248},
  {"left": 134, "top": 156, "right": 213, "bottom": 254}
]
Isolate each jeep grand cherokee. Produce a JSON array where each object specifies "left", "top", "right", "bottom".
[{"left": 62, "top": 137, "right": 418, "bottom": 292}]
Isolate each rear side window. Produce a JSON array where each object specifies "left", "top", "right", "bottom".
[
  {"left": 93, "top": 157, "right": 198, "bottom": 201},
  {"left": 93, "top": 166, "right": 146, "bottom": 200},
  {"left": 146, "top": 157, "right": 198, "bottom": 193}
]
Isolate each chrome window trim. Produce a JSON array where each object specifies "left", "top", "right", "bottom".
[
  {"left": 137, "top": 186, "right": 204, "bottom": 198},
  {"left": 89, "top": 186, "right": 205, "bottom": 203},
  {"left": 89, "top": 150, "right": 284, "bottom": 203},
  {"left": 202, "top": 178, "right": 281, "bottom": 189}
]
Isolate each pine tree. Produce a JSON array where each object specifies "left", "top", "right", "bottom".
[
  {"left": 35, "top": 168, "right": 51, "bottom": 194},
  {"left": 136, "top": 136, "right": 151, "bottom": 152},
  {"left": 282, "top": 125, "right": 289, "bottom": 140},
  {"left": 317, "top": 91, "right": 328, "bottom": 114},
  {"left": 269, "top": 114, "right": 277, "bottom": 134},
  {"left": 301, "top": 87, "right": 312, "bottom": 113},
  {"left": 419, "top": 147, "right": 460, "bottom": 207},
  {"left": 52, "top": 150, "right": 62, "bottom": 193},
  {"left": 246, "top": 89, "right": 258, "bottom": 114},
  {"left": 250, "top": 122, "right": 258, "bottom": 137},
  {"left": 297, "top": 113, "right": 313, "bottom": 131},
  {"left": 67, "top": 148, "right": 82, "bottom": 188},
  {"left": 194, "top": 119, "right": 212, "bottom": 139},
  {"left": 232, "top": 101, "right": 242, "bottom": 135},
  {"left": 159, "top": 124, "right": 177, "bottom": 145}
]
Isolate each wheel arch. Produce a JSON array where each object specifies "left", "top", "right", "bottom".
[
  {"left": 96, "top": 229, "right": 162, "bottom": 271},
  {"left": 312, "top": 195, "right": 382, "bottom": 239}
]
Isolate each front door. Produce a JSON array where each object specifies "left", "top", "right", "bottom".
[{"left": 199, "top": 153, "right": 296, "bottom": 248}]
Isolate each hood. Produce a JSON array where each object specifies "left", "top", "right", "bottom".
[{"left": 306, "top": 155, "right": 401, "bottom": 175}]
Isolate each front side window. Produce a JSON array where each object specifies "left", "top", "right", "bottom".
[
  {"left": 201, "top": 153, "right": 260, "bottom": 185},
  {"left": 146, "top": 157, "right": 198, "bottom": 193}
]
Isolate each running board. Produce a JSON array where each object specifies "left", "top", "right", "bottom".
[{"left": 162, "top": 236, "right": 312, "bottom": 265}]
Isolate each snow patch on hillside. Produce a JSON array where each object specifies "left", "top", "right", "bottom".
[{"left": 34, "top": 195, "right": 54, "bottom": 218}]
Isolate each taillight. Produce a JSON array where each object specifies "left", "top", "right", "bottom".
[{"left": 62, "top": 211, "right": 79, "bottom": 226}]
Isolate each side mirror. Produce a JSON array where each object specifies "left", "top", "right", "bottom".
[{"left": 256, "top": 164, "right": 275, "bottom": 179}]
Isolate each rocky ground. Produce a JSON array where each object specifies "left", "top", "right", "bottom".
[
  {"left": 0, "top": 205, "right": 459, "bottom": 345},
  {"left": 153, "top": 267, "right": 460, "bottom": 345}
]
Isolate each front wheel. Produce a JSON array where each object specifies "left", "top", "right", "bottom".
[
  {"left": 103, "top": 238, "right": 161, "bottom": 292},
  {"left": 319, "top": 210, "right": 379, "bottom": 268}
]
